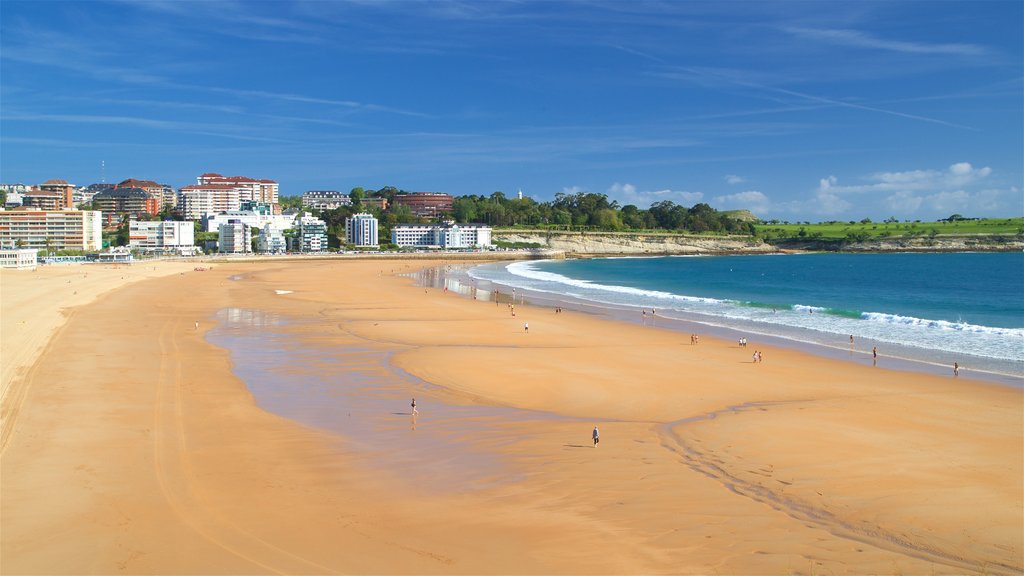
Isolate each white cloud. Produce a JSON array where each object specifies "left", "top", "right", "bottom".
[
  {"left": 820, "top": 162, "right": 993, "bottom": 196},
  {"left": 607, "top": 182, "right": 704, "bottom": 207},
  {"left": 724, "top": 174, "right": 746, "bottom": 185},
  {"left": 807, "top": 162, "right": 1012, "bottom": 219},
  {"left": 712, "top": 190, "right": 771, "bottom": 213}
]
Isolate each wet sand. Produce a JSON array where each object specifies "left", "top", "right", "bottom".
[{"left": 1, "top": 259, "right": 1021, "bottom": 574}]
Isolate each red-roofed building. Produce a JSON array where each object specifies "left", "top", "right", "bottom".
[
  {"left": 37, "top": 179, "right": 75, "bottom": 209},
  {"left": 197, "top": 173, "right": 279, "bottom": 204}
]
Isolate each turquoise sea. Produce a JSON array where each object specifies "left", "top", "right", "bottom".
[{"left": 464, "top": 252, "right": 1024, "bottom": 383}]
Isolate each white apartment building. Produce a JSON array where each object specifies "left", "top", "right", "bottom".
[
  {"left": 256, "top": 223, "right": 286, "bottom": 253},
  {"left": 179, "top": 184, "right": 240, "bottom": 220},
  {"left": 197, "top": 173, "right": 279, "bottom": 204},
  {"left": 297, "top": 215, "right": 328, "bottom": 252},
  {"left": 302, "top": 190, "right": 351, "bottom": 210},
  {"left": 218, "top": 220, "right": 252, "bottom": 253},
  {"left": 391, "top": 222, "right": 492, "bottom": 249},
  {"left": 345, "top": 212, "right": 378, "bottom": 247},
  {"left": 203, "top": 210, "right": 295, "bottom": 233},
  {"left": 0, "top": 209, "right": 102, "bottom": 251},
  {"left": 129, "top": 220, "right": 197, "bottom": 255}
]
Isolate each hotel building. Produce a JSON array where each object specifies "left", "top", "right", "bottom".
[
  {"left": 390, "top": 221, "right": 492, "bottom": 249},
  {"left": 0, "top": 209, "right": 103, "bottom": 251},
  {"left": 345, "top": 212, "right": 379, "bottom": 247},
  {"left": 129, "top": 220, "right": 197, "bottom": 255}
]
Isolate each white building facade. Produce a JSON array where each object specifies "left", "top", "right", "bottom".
[
  {"left": 302, "top": 190, "right": 351, "bottom": 210},
  {"left": 256, "top": 224, "right": 286, "bottom": 253},
  {"left": 0, "top": 248, "right": 39, "bottom": 269},
  {"left": 218, "top": 220, "right": 252, "bottom": 253},
  {"left": 297, "top": 215, "right": 328, "bottom": 252},
  {"left": 179, "top": 184, "right": 240, "bottom": 220},
  {"left": 203, "top": 210, "right": 295, "bottom": 233},
  {"left": 129, "top": 220, "right": 197, "bottom": 255},
  {"left": 391, "top": 222, "right": 492, "bottom": 249},
  {"left": 345, "top": 212, "right": 378, "bottom": 247}
]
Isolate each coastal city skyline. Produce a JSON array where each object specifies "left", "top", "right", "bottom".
[{"left": 2, "top": 1, "right": 1021, "bottom": 222}]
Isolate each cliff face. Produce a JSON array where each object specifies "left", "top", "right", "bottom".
[
  {"left": 494, "top": 230, "right": 1023, "bottom": 256},
  {"left": 494, "top": 231, "right": 773, "bottom": 255},
  {"left": 772, "top": 236, "right": 1024, "bottom": 252}
]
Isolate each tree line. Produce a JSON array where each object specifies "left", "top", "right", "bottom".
[{"left": 305, "top": 188, "right": 755, "bottom": 244}]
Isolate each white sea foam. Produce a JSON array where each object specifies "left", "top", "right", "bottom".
[
  {"left": 505, "top": 261, "right": 723, "bottom": 305},
  {"left": 861, "top": 312, "right": 1024, "bottom": 337}
]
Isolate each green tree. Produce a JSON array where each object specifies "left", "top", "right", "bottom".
[{"left": 350, "top": 187, "right": 364, "bottom": 209}]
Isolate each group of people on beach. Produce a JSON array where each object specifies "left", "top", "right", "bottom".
[{"left": 752, "top": 350, "right": 763, "bottom": 363}]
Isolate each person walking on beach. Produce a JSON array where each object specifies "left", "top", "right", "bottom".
[
  {"left": 954, "top": 362, "right": 960, "bottom": 376},
  {"left": 524, "top": 322, "right": 529, "bottom": 333},
  {"left": 411, "top": 398, "right": 418, "bottom": 416},
  {"left": 592, "top": 425, "right": 600, "bottom": 447}
]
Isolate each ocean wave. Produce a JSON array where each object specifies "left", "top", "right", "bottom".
[
  {"left": 504, "top": 261, "right": 724, "bottom": 305},
  {"left": 860, "top": 312, "right": 1024, "bottom": 337}
]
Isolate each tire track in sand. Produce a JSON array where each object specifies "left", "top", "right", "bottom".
[{"left": 656, "top": 404, "right": 1020, "bottom": 575}]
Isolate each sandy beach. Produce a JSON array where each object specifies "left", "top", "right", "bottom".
[{"left": 2, "top": 258, "right": 1021, "bottom": 575}]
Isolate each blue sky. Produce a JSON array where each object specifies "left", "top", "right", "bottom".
[{"left": 2, "top": 0, "right": 1021, "bottom": 221}]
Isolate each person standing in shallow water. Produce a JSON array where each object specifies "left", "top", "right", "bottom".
[{"left": 592, "top": 426, "right": 600, "bottom": 447}]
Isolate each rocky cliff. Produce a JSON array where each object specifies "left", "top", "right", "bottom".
[
  {"left": 494, "top": 230, "right": 1023, "bottom": 256},
  {"left": 493, "top": 230, "right": 773, "bottom": 255}
]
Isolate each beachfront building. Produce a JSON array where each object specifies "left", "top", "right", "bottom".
[
  {"left": 390, "top": 221, "right": 492, "bottom": 249},
  {"left": 256, "top": 224, "right": 286, "bottom": 253},
  {"left": 0, "top": 209, "right": 103, "bottom": 252},
  {"left": 203, "top": 210, "right": 295, "bottom": 233},
  {"left": 392, "top": 192, "right": 454, "bottom": 217},
  {"left": 217, "top": 220, "right": 252, "bottom": 253},
  {"left": 345, "top": 212, "right": 378, "bottom": 247},
  {"left": 0, "top": 248, "right": 39, "bottom": 269},
  {"left": 179, "top": 184, "right": 241, "bottom": 221},
  {"left": 128, "top": 220, "right": 197, "bottom": 255},
  {"left": 197, "top": 173, "right": 279, "bottom": 204},
  {"left": 302, "top": 190, "right": 351, "bottom": 210},
  {"left": 297, "top": 215, "right": 328, "bottom": 252}
]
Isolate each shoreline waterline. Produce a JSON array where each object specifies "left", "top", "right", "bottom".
[{"left": 422, "top": 259, "right": 1023, "bottom": 387}]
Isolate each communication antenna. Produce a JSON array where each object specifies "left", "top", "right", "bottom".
[{"left": 101, "top": 160, "right": 106, "bottom": 184}]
